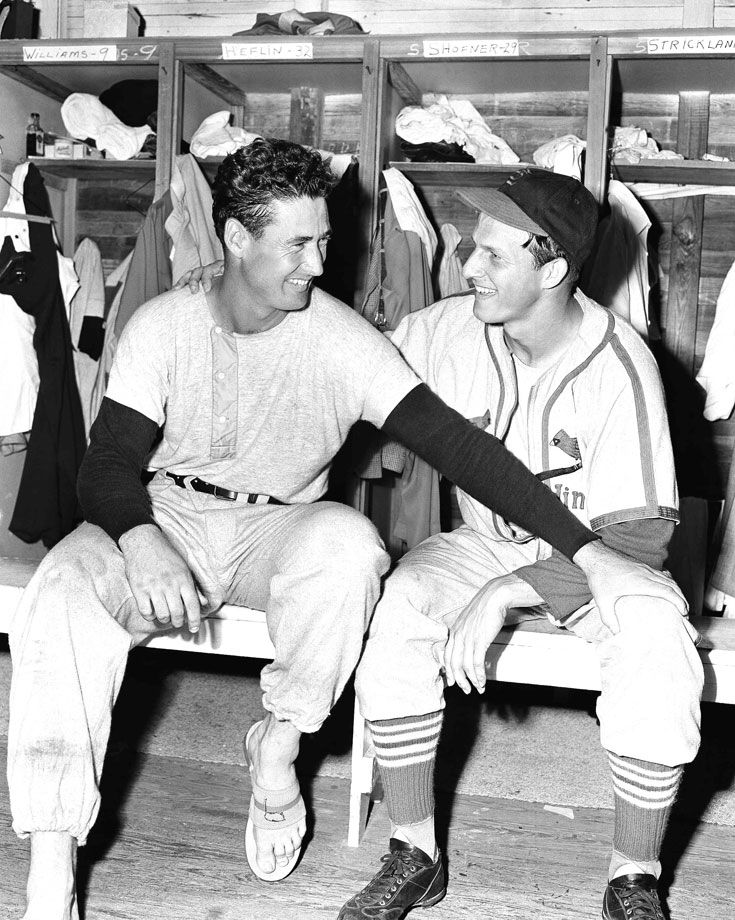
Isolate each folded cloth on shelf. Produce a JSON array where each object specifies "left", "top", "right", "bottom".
[
  {"left": 99, "top": 80, "right": 159, "bottom": 129},
  {"left": 317, "top": 152, "right": 354, "bottom": 179},
  {"left": 190, "top": 112, "right": 262, "bottom": 158},
  {"left": 611, "top": 125, "right": 683, "bottom": 164},
  {"left": 61, "top": 93, "right": 152, "bottom": 160},
  {"left": 400, "top": 140, "right": 474, "bottom": 163},
  {"left": 234, "top": 8, "right": 365, "bottom": 36},
  {"left": 396, "top": 96, "right": 519, "bottom": 165},
  {"left": 396, "top": 101, "right": 466, "bottom": 147},
  {"left": 533, "top": 134, "right": 586, "bottom": 180}
]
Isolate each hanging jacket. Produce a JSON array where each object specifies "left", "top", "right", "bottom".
[
  {"left": 164, "top": 154, "right": 222, "bottom": 286},
  {"left": 114, "top": 191, "right": 172, "bottom": 338},
  {"left": 0, "top": 164, "right": 86, "bottom": 547},
  {"left": 359, "top": 170, "right": 439, "bottom": 549},
  {"left": 580, "top": 179, "right": 653, "bottom": 340},
  {"left": 71, "top": 238, "right": 106, "bottom": 436}
]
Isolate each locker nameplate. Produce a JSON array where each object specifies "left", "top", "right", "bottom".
[
  {"left": 23, "top": 45, "right": 118, "bottom": 62},
  {"left": 637, "top": 35, "right": 735, "bottom": 55},
  {"left": 221, "top": 42, "right": 314, "bottom": 60},
  {"left": 417, "top": 39, "right": 519, "bottom": 58}
]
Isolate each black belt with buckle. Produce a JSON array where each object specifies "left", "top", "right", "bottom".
[{"left": 165, "top": 472, "right": 284, "bottom": 505}]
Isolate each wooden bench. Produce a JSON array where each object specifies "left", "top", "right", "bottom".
[{"left": 3, "top": 557, "right": 735, "bottom": 847}]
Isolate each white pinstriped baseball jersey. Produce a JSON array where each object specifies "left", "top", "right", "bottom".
[{"left": 390, "top": 290, "right": 678, "bottom": 546}]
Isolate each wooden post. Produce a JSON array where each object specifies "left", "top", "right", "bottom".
[
  {"left": 230, "top": 105, "right": 245, "bottom": 130},
  {"left": 354, "top": 38, "right": 384, "bottom": 311},
  {"left": 682, "top": 0, "right": 715, "bottom": 28},
  {"left": 663, "top": 91, "right": 710, "bottom": 377},
  {"left": 659, "top": 91, "right": 712, "bottom": 502},
  {"left": 155, "top": 42, "right": 178, "bottom": 200},
  {"left": 59, "top": 176, "right": 77, "bottom": 256},
  {"left": 289, "top": 86, "right": 323, "bottom": 148},
  {"left": 586, "top": 36, "right": 611, "bottom": 205}
]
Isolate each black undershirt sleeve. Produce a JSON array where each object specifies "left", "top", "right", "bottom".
[
  {"left": 381, "top": 384, "right": 599, "bottom": 561},
  {"left": 77, "top": 396, "right": 160, "bottom": 543}
]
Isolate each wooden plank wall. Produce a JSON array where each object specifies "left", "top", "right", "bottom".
[
  {"left": 60, "top": 1, "right": 715, "bottom": 40},
  {"left": 77, "top": 180, "right": 154, "bottom": 277},
  {"left": 717, "top": 1, "right": 735, "bottom": 27}
]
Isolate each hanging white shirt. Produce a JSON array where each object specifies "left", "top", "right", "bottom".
[
  {"left": 0, "top": 163, "right": 38, "bottom": 436},
  {"left": 164, "top": 153, "right": 223, "bottom": 284},
  {"left": 696, "top": 260, "right": 735, "bottom": 421}
]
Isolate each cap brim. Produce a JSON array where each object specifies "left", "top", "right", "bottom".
[{"left": 458, "top": 188, "right": 548, "bottom": 237}]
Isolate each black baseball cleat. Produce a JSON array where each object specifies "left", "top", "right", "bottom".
[
  {"left": 337, "top": 838, "right": 446, "bottom": 919},
  {"left": 602, "top": 874, "right": 666, "bottom": 919}
]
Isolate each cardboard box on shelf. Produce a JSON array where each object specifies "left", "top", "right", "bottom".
[
  {"left": 83, "top": 2, "right": 141, "bottom": 39},
  {"left": 72, "top": 143, "right": 103, "bottom": 159},
  {"left": 53, "top": 138, "right": 73, "bottom": 158}
]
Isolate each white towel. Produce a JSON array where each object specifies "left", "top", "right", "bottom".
[
  {"left": 696, "top": 260, "right": 735, "bottom": 421},
  {"left": 61, "top": 93, "right": 151, "bottom": 160}
]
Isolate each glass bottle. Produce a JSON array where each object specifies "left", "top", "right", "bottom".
[{"left": 25, "top": 112, "right": 44, "bottom": 157}]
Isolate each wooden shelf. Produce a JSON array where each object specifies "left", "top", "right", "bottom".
[
  {"left": 607, "top": 29, "right": 735, "bottom": 58},
  {"left": 611, "top": 158, "right": 735, "bottom": 186},
  {"left": 27, "top": 157, "right": 156, "bottom": 180},
  {"left": 387, "top": 161, "right": 536, "bottom": 187},
  {"left": 378, "top": 33, "right": 594, "bottom": 61},
  {"left": 173, "top": 34, "right": 368, "bottom": 64}
]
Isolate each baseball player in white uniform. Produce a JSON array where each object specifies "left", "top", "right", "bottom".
[{"left": 340, "top": 170, "right": 703, "bottom": 920}]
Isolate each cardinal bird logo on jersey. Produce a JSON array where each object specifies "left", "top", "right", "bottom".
[
  {"left": 537, "top": 429, "right": 583, "bottom": 482},
  {"left": 550, "top": 429, "right": 580, "bottom": 461}
]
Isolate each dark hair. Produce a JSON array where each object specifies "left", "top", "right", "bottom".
[
  {"left": 524, "top": 233, "right": 580, "bottom": 286},
  {"left": 211, "top": 137, "right": 337, "bottom": 243}
]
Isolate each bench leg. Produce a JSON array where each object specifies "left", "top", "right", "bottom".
[{"left": 348, "top": 697, "right": 378, "bottom": 846}]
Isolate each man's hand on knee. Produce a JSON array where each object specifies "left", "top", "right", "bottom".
[
  {"left": 118, "top": 524, "right": 202, "bottom": 633},
  {"left": 573, "top": 542, "right": 688, "bottom": 635}
]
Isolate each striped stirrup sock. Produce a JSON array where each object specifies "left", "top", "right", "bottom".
[
  {"left": 608, "top": 751, "right": 684, "bottom": 862},
  {"left": 369, "top": 711, "right": 443, "bottom": 827}
]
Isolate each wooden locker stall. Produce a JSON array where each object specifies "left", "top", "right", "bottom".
[
  {"left": 602, "top": 32, "right": 735, "bottom": 494},
  {"left": 0, "top": 37, "right": 168, "bottom": 557},
  {"left": 364, "top": 33, "right": 600, "bottom": 553},
  {"left": 0, "top": 38, "right": 169, "bottom": 264},
  {"left": 370, "top": 33, "right": 597, "bottom": 263},
  {"left": 165, "top": 33, "right": 379, "bottom": 310}
]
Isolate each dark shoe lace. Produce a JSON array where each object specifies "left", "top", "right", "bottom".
[
  {"left": 614, "top": 879, "right": 665, "bottom": 919},
  {"left": 356, "top": 850, "right": 421, "bottom": 906}
]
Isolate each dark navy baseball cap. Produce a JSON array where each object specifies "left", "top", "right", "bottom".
[{"left": 459, "top": 168, "right": 599, "bottom": 268}]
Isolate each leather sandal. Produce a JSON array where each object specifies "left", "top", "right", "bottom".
[{"left": 243, "top": 720, "right": 306, "bottom": 881}]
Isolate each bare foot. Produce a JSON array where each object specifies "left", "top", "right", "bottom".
[
  {"left": 22, "top": 832, "right": 78, "bottom": 920},
  {"left": 245, "top": 715, "right": 306, "bottom": 876}
]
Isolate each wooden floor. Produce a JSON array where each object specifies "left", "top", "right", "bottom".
[{"left": 1, "top": 733, "right": 734, "bottom": 920}]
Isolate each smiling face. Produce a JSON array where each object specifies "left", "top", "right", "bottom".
[
  {"left": 462, "top": 213, "right": 546, "bottom": 326},
  {"left": 230, "top": 194, "right": 331, "bottom": 321}
]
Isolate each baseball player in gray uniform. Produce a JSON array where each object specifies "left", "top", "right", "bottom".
[{"left": 339, "top": 171, "right": 703, "bottom": 920}]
